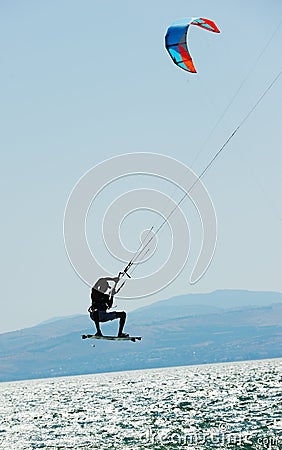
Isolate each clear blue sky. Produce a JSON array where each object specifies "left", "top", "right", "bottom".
[{"left": 1, "top": 0, "right": 281, "bottom": 333}]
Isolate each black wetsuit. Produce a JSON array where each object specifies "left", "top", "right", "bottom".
[
  {"left": 90, "top": 288, "right": 113, "bottom": 312},
  {"left": 88, "top": 285, "right": 127, "bottom": 335}
]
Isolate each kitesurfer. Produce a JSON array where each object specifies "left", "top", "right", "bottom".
[{"left": 88, "top": 275, "right": 129, "bottom": 337}]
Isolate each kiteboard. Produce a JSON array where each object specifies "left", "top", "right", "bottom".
[{"left": 81, "top": 334, "right": 142, "bottom": 343}]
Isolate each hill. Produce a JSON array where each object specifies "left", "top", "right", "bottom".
[{"left": 0, "top": 290, "right": 281, "bottom": 381}]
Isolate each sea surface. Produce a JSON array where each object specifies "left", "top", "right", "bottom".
[{"left": 0, "top": 359, "right": 281, "bottom": 450}]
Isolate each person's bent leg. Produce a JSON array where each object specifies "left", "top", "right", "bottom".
[
  {"left": 115, "top": 311, "right": 127, "bottom": 336},
  {"left": 91, "top": 310, "right": 102, "bottom": 336}
]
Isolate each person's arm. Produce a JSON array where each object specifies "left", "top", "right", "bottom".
[
  {"left": 104, "top": 276, "right": 120, "bottom": 283},
  {"left": 108, "top": 276, "right": 121, "bottom": 307},
  {"left": 93, "top": 276, "right": 119, "bottom": 289},
  {"left": 109, "top": 273, "right": 123, "bottom": 296},
  {"left": 107, "top": 295, "right": 113, "bottom": 309}
]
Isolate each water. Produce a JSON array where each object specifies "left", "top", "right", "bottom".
[{"left": 0, "top": 359, "right": 281, "bottom": 449}]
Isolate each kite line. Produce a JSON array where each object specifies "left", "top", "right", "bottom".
[{"left": 118, "top": 68, "right": 282, "bottom": 281}]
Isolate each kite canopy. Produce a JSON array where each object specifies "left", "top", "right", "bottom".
[{"left": 165, "top": 17, "right": 220, "bottom": 73}]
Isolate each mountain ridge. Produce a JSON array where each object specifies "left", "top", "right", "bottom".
[{"left": 0, "top": 290, "right": 281, "bottom": 382}]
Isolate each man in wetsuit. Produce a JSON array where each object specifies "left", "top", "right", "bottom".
[{"left": 88, "top": 275, "right": 128, "bottom": 337}]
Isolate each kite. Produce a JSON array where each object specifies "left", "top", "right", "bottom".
[{"left": 165, "top": 17, "right": 220, "bottom": 73}]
